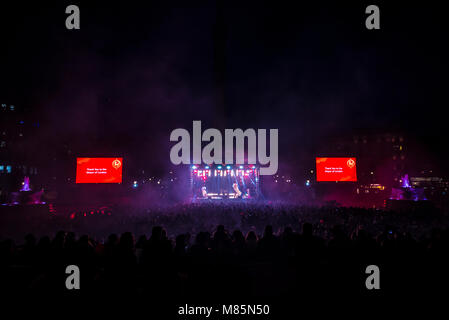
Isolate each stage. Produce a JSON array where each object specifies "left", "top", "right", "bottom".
[{"left": 190, "top": 164, "right": 261, "bottom": 201}]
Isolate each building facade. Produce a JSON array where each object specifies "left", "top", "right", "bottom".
[{"left": 0, "top": 102, "right": 40, "bottom": 200}]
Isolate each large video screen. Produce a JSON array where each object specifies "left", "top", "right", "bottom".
[
  {"left": 191, "top": 165, "right": 259, "bottom": 200},
  {"left": 316, "top": 157, "right": 357, "bottom": 182},
  {"left": 76, "top": 158, "right": 123, "bottom": 183}
]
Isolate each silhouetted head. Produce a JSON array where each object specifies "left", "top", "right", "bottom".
[
  {"left": 232, "top": 230, "right": 245, "bottom": 243},
  {"left": 136, "top": 235, "right": 147, "bottom": 248},
  {"left": 161, "top": 228, "right": 168, "bottom": 240},
  {"left": 246, "top": 231, "right": 258, "bottom": 242},
  {"left": 264, "top": 225, "right": 273, "bottom": 237},
  {"left": 331, "top": 225, "right": 345, "bottom": 239},
  {"left": 107, "top": 233, "right": 119, "bottom": 245},
  {"left": 151, "top": 226, "right": 163, "bottom": 241},
  {"left": 120, "top": 232, "right": 135, "bottom": 249},
  {"left": 196, "top": 232, "right": 210, "bottom": 247},
  {"left": 302, "top": 223, "right": 313, "bottom": 237},
  {"left": 24, "top": 234, "right": 36, "bottom": 247},
  {"left": 283, "top": 227, "right": 293, "bottom": 235},
  {"left": 38, "top": 236, "right": 51, "bottom": 249},
  {"left": 78, "top": 235, "right": 90, "bottom": 247},
  {"left": 175, "top": 234, "right": 186, "bottom": 249}
]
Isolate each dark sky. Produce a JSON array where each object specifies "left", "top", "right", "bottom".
[{"left": 1, "top": 1, "right": 448, "bottom": 177}]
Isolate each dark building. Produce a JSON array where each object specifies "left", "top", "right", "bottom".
[
  {"left": 308, "top": 130, "right": 409, "bottom": 207},
  {"left": 310, "top": 130, "right": 447, "bottom": 208},
  {"left": 410, "top": 175, "right": 449, "bottom": 209},
  {"left": 0, "top": 102, "right": 41, "bottom": 199},
  {"left": 322, "top": 131, "right": 407, "bottom": 187}
]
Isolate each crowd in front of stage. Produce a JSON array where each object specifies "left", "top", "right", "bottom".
[{"left": 1, "top": 204, "right": 448, "bottom": 296}]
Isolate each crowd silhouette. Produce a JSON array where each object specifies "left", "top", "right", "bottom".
[{"left": 1, "top": 203, "right": 448, "bottom": 299}]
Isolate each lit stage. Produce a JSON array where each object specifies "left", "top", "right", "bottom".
[{"left": 190, "top": 164, "right": 260, "bottom": 201}]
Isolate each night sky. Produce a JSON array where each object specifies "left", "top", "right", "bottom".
[{"left": 1, "top": 1, "right": 448, "bottom": 178}]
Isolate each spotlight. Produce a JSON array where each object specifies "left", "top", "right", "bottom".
[
  {"left": 217, "top": 165, "right": 222, "bottom": 169},
  {"left": 192, "top": 165, "right": 197, "bottom": 169},
  {"left": 205, "top": 166, "right": 210, "bottom": 169},
  {"left": 239, "top": 165, "right": 244, "bottom": 169},
  {"left": 226, "top": 165, "right": 231, "bottom": 169}
]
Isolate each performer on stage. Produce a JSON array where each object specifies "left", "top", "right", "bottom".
[
  {"left": 201, "top": 186, "right": 208, "bottom": 198},
  {"left": 232, "top": 183, "right": 242, "bottom": 198}
]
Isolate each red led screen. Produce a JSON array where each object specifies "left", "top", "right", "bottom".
[
  {"left": 76, "top": 158, "right": 123, "bottom": 183},
  {"left": 316, "top": 157, "right": 357, "bottom": 182}
]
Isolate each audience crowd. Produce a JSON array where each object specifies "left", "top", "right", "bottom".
[{"left": 1, "top": 203, "right": 448, "bottom": 297}]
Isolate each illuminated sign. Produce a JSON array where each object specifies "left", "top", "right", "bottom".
[
  {"left": 76, "top": 157, "right": 123, "bottom": 183},
  {"left": 316, "top": 157, "right": 357, "bottom": 182}
]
